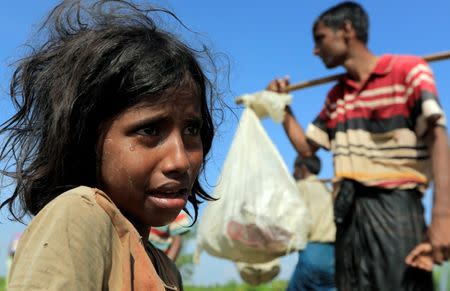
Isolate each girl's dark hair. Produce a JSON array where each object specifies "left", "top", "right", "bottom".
[
  {"left": 0, "top": 0, "right": 219, "bottom": 223},
  {"left": 313, "top": 1, "right": 369, "bottom": 44}
]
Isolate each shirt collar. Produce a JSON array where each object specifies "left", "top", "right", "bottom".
[
  {"left": 303, "top": 174, "right": 318, "bottom": 181},
  {"left": 341, "top": 54, "right": 394, "bottom": 89},
  {"left": 372, "top": 54, "right": 395, "bottom": 75}
]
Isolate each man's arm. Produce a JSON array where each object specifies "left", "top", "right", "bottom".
[
  {"left": 426, "top": 125, "right": 450, "bottom": 263},
  {"left": 267, "top": 78, "right": 319, "bottom": 157},
  {"left": 166, "top": 235, "right": 182, "bottom": 261}
]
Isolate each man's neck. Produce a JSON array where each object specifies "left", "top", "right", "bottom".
[
  {"left": 302, "top": 172, "right": 314, "bottom": 179},
  {"left": 342, "top": 44, "right": 378, "bottom": 86}
]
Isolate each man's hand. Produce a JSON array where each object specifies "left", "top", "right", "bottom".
[
  {"left": 429, "top": 211, "right": 450, "bottom": 264},
  {"left": 405, "top": 242, "right": 433, "bottom": 272},
  {"left": 426, "top": 125, "right": 450, "bottom": 264},
  {"left": 266, "top": 76, "right": 319, "bottom": 158},
  {"left": 266, "top": 77, "right": 290, "bottom": 93}
]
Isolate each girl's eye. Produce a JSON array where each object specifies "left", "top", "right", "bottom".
[
  {"left": 136, "top": 126, "right": 159, "bottom": 136},
  {"left": 184, "top": 120, "right": 202, "bottom": 136}
]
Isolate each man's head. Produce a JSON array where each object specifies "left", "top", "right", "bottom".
[
  {"left": 293, "top": 155, "right": 321, "bottom": 180},
  {"left": 314, "top": 2, "right": 369, "bottom": 44},
  {"left": 312, "top": 2, "right": 369, "bottom": 68}
]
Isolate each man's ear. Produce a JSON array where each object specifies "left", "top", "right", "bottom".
[
  {"left": 342, "top": 20, "right": 356, "bottom": 40},
  {"left": 301, "top": 164, "right": 309, "bottom": 176}
]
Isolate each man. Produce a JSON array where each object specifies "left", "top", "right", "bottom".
[
  {"left": 268, "top": 2, "right": 449, "bottom": 290},
  {"left": 287, "top": 155, "right": 336, "bottom": 291}
]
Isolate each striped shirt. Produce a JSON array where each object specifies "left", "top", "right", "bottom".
[
  {"left": 148, "top": 211, "right": 191, "bottom": 253},
  {"left": 306, "top": 55, "right": 447, "bottom": 190}
]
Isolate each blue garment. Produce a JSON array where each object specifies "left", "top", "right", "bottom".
[{"left": 287, "top": 242, "right": 336, "bottom": 291}]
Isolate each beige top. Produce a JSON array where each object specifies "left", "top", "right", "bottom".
[
  {"left": 8, "top": 186, "right": 178, "bottom": 291},
  {"left": 297, "top": 175, "right": 336, "bottom": 243}
]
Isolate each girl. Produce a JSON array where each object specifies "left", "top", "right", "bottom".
[{"left": 0, "top": 0, "right": 219, "bottom": 290}]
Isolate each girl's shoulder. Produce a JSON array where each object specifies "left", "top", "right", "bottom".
[
  {"left": 9, "top": 187, "right": 118, "bottom": 289},
  {"left": 38, "top": 186, "right": 109, "bottom": 220},
  {"left": 24, "top": 186, "right": 114, "bottom": 239}
]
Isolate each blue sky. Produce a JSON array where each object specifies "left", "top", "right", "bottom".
[{"left": 1, "top": 0, "right": 449, "bottom": 286}]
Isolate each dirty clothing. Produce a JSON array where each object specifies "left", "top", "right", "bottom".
[
  {"left": 334, "top": 180, "right": 432, "bottom": 290},
  {"left": 8, "top": 186, "right": 182, "bottom": 291}
]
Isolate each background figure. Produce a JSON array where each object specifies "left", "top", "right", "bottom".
[
  {"left": 5, "top": 234, "right": 21, "bottom": 286},
  {"left": 149, "top": 211, "right": 191, "bottom": 261},
  {"left": 268, "top": 2, "right": 449, "bottom": 290},
  {"left": 287, "top": 155, "right": 336, "bottom": 291}
]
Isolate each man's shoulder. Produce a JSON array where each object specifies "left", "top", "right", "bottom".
[
  {"left": 392, "top": 54, "right": 424, "bottom": 63},
  {"left": 296, "top": 175, "right": 327, "bottom": 188},
  {"left": 325, "top": 81, "right": 345, "bottom": 101},
  {"left": 389, "top": 54, "right": 428, "bottom": 73}
]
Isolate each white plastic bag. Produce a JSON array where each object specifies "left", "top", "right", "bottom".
[
  {"left": 236, "top": 258, "right": 281, "bottom": 286},
  {"left": 196, "top": 107, "right": 310, "bottom": 264}
]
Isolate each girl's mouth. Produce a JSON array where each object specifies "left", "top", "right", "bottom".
[{"left": 146, "top": 187, "right": 189, "bottom": 209}]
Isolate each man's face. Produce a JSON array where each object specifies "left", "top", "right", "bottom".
[{"left": 313, "top": 21, "right": 348, "bottom": 68}]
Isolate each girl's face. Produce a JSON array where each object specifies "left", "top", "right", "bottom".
[{"left": 99, "top": 85, "right": 204, "bottom": 229}]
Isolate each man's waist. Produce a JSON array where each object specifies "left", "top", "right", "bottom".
[{"left": 336, "top": 173, "right": 427, "bottom": 193}]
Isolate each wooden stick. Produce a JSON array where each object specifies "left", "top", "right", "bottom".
[{"left": 286, "top": 51, "right": 450, "bottom": 92}]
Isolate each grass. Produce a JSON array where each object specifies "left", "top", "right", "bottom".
[
  {"left": 185, "top": 280, "right": 288, "bottom": 291},
  {"left": 2, "top": 265, "right": 449, "bottom": 291},
  {"left": 0, "top": 277, "right": 286, "bottom": 291},
  {"left": 433, "top": 262, "right": 450, "bottom": 291}
]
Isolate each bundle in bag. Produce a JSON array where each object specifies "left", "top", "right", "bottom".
[
  {"left": 196, "top": 103, "right": 310, "bottom": 264},
  {"left": 236, "top": 259, "right": 280, "bottom": 286}
]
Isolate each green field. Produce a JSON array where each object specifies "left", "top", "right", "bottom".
[
  {"left": 185, "top": 281, "right": 287, "bottom": 291},
  {"left": 0, "top": 277, "right": 285, "bottom": 291},
  {"left": 433, "top": 262, "right": 450, "bottom": 291},
  {"left": 2, "top": 267, "right": 449, "bottom": 291}
]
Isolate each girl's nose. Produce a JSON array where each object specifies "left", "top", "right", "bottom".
[{"left": 161, "top": 132, "right": 190, "bottom": 176}]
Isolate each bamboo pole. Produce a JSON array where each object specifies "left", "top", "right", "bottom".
[
  {"left": 236, "top": 51, "right": 450, "bottom": 105},
  {"left": 285, "top": 51, "right": 450, "bottom": 92}
]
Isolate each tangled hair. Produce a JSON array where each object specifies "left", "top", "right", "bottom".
[
  {"left": 313, "top": 1, "right": 369, "bottom": 44},
  {"left": 0, "top": 0, "right": 220, "bottom": 223}
]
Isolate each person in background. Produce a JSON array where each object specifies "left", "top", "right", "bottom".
[
  {"left": 287, "top": 155, "right": 336, "bottom": 291},
  {"left": 149, "top": 211, "right": 191, "bottom": 261},
  {"left": 268, "top": 2, "right": 449, "bottom": 290},
  {"left": 5, "top": 234, "right": 21, "bottom": 286}
]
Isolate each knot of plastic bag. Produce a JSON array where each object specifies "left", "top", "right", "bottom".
[{"left": 236, "top": 90, "right": 292, "bottom": 123}]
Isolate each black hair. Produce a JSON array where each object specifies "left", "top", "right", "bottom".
[
  {"left": 0, "top": 0, "right": 221, "bottom": 223},
  {"left": 313, "top": 1, "right": 369, "bottom": 44},
  {"left": 295, "top": 155, "right": 321, "bottom": 175}
]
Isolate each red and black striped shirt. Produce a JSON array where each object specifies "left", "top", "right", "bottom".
[{"left": 306, "top": 54, "right": 446, "bottom": 190}]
